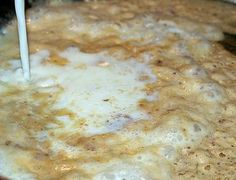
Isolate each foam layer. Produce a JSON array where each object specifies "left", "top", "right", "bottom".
[
  {"left": 0, "top": 48, "right": 158, "bottom": 178},
  {"left": 0, "top": 47, "right": 209, "bottom": 179},
  {"left": 1, "top": 48, "right": 156, "bottom": 136},
  {"left": 0, "top": 1, "right": 234, "bottom": 179},
  {"left": 0, "top": 148, "right": 35, "bottom": 180}
]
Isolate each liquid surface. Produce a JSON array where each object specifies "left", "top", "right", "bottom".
[{"left": 0, "top": 0, "right": 235, "bottom": 179}]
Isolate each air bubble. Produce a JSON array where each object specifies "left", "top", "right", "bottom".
[
  {"left": 183, "top": 65, "right": 207, "bottom": 78},
  {"left": 193, "top": 124, "right": 202, "bottom": 132},
  {"left": 159, "top": 145, "right": 176, "bottom": 160},
  {"left": 198, "top": 83, "right": 223, "bottom": 101}
]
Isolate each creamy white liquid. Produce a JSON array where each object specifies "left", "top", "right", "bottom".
[{"left": 15, "top": 0, "right": 30, "bottom": 80}]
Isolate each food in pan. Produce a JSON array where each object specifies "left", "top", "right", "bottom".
[{"left": 0, "top": 0, "right": 235, "bottom": 179}]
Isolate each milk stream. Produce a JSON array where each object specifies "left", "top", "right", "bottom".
[{"left": 15, "top": 0, "right": 30, "bottom": 80}]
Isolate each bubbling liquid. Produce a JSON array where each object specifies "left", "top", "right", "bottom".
[{"left": 14, "top": 0, "right": 30, "bottom": 80}]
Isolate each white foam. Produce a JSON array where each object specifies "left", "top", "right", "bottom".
[
  {"left": 146, "top": 92, "right": 159, "bottom": 102},
  {"left": 0, "top": 50, "right": 50, "bottom": 85},
  {"left": 159, "top": 145, "right": 176, "bottom": 160},
  {"left": 0, "top": 48, "right": 156, "bottom": 138},
  {"left": 0, "top": 148, "right": 35, "bottom": 180},
  {"left": 0, "top": 4, "right": 225, "bottom": 179},
  {"left": 93, "top": 152, "right": 172, "bottom": 180},
  {"left": 122, "top": 117, "right": 209, "bottom": 152},
  {"left": 54, "top": 47, "right": 155, "bottom": 136},
  {"left": 183, "top": 65, "right": 207, "bottom": 78},
  {"left": 93, "top": 163, "right": 151, "bottom": 180},
  {"left": 63, "top": 14, "right": 223, "bottom": 46},
  {"left": 50, "top": 139, "right": 82, "bottom": 158},
  {"left": 34, "top": 131, "right": 49, "bottom": 142},
  {"left": 191, "top": 40, "right": 212, "bottom": 57},
  {"left": 196, "top": 83, "right": 224, "bottom": 101}
]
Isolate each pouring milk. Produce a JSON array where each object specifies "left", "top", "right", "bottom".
[{"left": 15, "top": 0, "right": 30, "bottom": 80}]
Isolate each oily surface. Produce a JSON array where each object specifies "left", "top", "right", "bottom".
[{"left": 0, "top": 0, "right": 235, "bottom": 179}]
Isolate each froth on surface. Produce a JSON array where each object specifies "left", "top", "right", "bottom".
[
  {"left": 0, "top": 0, "right": 235, "bottom": 179},
  {"left": 1, "top": 47, "right": 156, "bottom": 137}
]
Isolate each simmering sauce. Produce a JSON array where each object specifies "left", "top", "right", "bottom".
[{"left": 0, "top": 0, "right": 235, "bottom": 179}]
